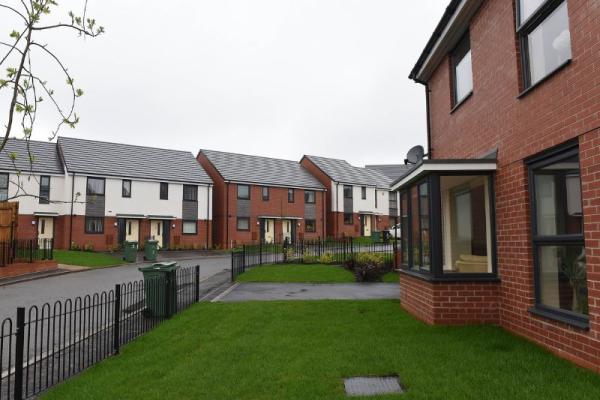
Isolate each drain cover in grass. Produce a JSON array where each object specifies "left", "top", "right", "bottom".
[{"left": 344, "top": 376, "right": 404, "bottom": 396}]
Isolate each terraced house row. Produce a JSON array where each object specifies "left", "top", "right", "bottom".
[{"left": 1, "top": 138, "right": 405, "bottom": 250}]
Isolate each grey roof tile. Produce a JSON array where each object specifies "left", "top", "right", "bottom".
[
  {"left": 0, "top": 139, "right": 64, "bottom": 175},
  {"left": 365, "top": 164, "right": 411, "bottom": 182},
  {"left": 200, "top": 149, "right": 324, "bottom": 190},
  {"left": 58, "top": 136, "right": 211, "bottom": 185},
  {"left": 304, "top": 155, "right": 391, "bottom": 189}
]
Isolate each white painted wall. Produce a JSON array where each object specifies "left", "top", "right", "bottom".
[
  {"left": 5, "top": 170, "right": 212, "bottom": 221},
  {"left": 6, "top": 172, "right": 68, "bottom": 215},
  {"left": 331, "top": 182, "right": 389, "bottom": 215}
]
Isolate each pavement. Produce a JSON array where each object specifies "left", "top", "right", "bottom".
[
  {"left": 0, "top": 254, "right": 232, "bottom": 321},
  {"left": 217, "top": 282, "right": 399, "bottom": 302}
]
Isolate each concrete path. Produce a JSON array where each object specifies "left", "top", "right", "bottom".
[
  {"left": 217, "top": 282, "right": 399, "bottom": 302},
  {"left": 0, "top": 255, "right": 231, "bottom": 320}
]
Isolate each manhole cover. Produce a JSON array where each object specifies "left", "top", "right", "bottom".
[{"left": 344, "top": 376, "right": 404, "bottom": 397}]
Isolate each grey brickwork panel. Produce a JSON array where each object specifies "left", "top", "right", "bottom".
[
  {"left": 237, "top": 199, "right": 251, "bottom": 217},
  {"left": 182, "top": 201, "right": 198, "bottom": 220}
]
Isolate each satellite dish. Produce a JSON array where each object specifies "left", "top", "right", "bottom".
[{"left": 405, "top": 145, "right": 425, "bottom": 165}]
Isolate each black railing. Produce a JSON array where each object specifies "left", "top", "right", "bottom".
[
  {"left": 0, "top": 265, "right": 200, "bottom": 400},
  {"left": 231, "top": 237, "right": 398, "bottom": 281},
  {"left": 0, "top": 239, "right": 54, "bottom": 267}
]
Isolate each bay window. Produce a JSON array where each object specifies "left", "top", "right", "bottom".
[
  {"left": 527, "top": 141, "right": 587, "bottom": 326},
  {"left": 394, "top": 160, "right": 497, "bottom": 280}
]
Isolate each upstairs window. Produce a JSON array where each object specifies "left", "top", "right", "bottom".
[
  {"left": 288, "top": 188, "right": 295, "bottom": 203},
  {"left": 343, "top": 186, "right": 353, "bottom": 199},
  {"left": 183, "top": 185, "right": 198, "bottom": 201},
  {"left": 86, "top": 177, "right": 105, "bottom": 196},
  {"left": 39, "top": 175, "right": 50, "bottom": 204},
  {"left": 361, "top": 186, "right": 367, "bottom": 200},
  {"left": 0, "top": 173, "right": 7, "bottom": 201},
  {"left": 304, "top": 190, "right": 315, "bottom": 204},
  {"left": 160, "top": 182, "right": 169, "bottom": 200},
  {"left": 237, "top": 184, "right": 250, "bottom": 200},
  {"left": 518, "top": 0, "right": 571, "bottom": 89},
  {"left": 451, "top": 33, "right": 473, "bottom": 107},
  {"left": 262, "top": 186, "right": 269, "bottom": 201},
  {"left": 122, "top": 180, "right": 131, "bottom": 198}
]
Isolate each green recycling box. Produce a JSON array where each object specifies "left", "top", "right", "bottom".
[
  {"left": 138, "top": 262, "right": 180, "bottom": 317},
  {"left": 144, "top": 240, "right": 159, "bottom": 262},
  {"left": 371, "top": 231, "right": 382, "bottom": 243},
  {"left": 123, "top": 241, "right": 138, "bottom": 263}
]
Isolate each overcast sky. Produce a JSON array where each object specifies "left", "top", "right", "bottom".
[{"left": 1, "top": 0, "right": 446, "bottom": 167}]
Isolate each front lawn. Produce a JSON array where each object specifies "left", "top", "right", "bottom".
[
  {"left": 53, "top": 250, "right": 125, "bottom": 268},
  {"left": 236, "top": 263, "right": 355, "bottom": 283},
  {"left": 42, "top": 300, "right": 600, "bottom": 400}
]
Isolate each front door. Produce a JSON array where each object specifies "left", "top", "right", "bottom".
[
  {"left": 150, "top": 220, "right": 164, "bottom": 249},
  {"left": 125, "top": 219, "right": 139, "bottom": 242},
  {"left": 361, "top": 215, "right": 372, "bottom": 237},
  {"left": 262, "top": 219, "right": 275, "bottom": 244},
  {"left": 37, "top": 217, "right": 54, "bottom": 246},
  {"left": 282, "top": 220, "right": 296, "bottom": 244}
]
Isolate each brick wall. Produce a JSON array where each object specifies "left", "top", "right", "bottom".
[
  {"left": 400, "top": 272, "right": 500, "bottom": 325},
  {"left": 417, "top": 0, "right": 600, "bottom": 371}
]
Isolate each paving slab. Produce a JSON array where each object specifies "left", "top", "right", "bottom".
[{"left": 218, "top": 282, "right": 399, "bottom": 302}]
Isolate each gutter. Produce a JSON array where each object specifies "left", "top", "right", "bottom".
[
  {"left": 68, "top": 172, "right": 75, "bottom": 249},
  {"left": 425, "top": 83, "right": 433, "bottom": 158},
  {"left": 206, "top": 184, "right": 211, "bottom": 249}
]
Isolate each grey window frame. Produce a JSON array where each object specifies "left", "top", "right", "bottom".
[
  {"left": 182, "top": 220, "right": 197, "bottom": 235},
  {"left": 0, "top": 173, "right": 8, "bottom": 201},
  {"left": 304, "top": 190, "right": 316, "bottom": 204},
  {"left": 361, "top": 186, "right": 367, "bottom": 200},
  {"left": 86, "top": 177, "right": 105, "bottom": 196},
  {"left": 305, "top": 219, "right": 316, "bottom": 233},
  {"left": 39, "top": 175, "right": 50, "bottom": 204},
  {"left": 237, "top": 217, "right": 250, "bottom": 231},
  {"left": 183, "top": 185, "right": 198, "bottom": 202},
  {"left": 343, "top": 213, "right": 353, "bottom": 225},
  {"left": 450, "top": 32, "right": 473, "bottom": 108},
  {"left": 122, "top": 179, "right": 131, "bottom": 198},
  {"left": 526, "top": 140, "right": 588, "bottom": 328},
  {"left": 160, "top": 182, "right": 169, "bottom": 200},
  {"left": 262, "top": 186, "right": 269, "bottom": 201},
  {"left": 516, "top": 0, "right": 571, "bottom": 91},
  {"left": 288, "top": 188, "right": 295, "bottom": 203},
  {"left": 85, "top": 217, "right": 104, "bottom": 234},
  {"left": 237, "top": 184, "right": 250, "bottom": 200},
  {"left": 343, "top": 185, "right": 353, "bottom": 199}
]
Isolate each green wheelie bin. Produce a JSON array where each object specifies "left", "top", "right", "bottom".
[
  {"left": 123, "top": 241, "right": 138, "bottom": 263},
  {"left": 138, "top": 262, "right": 180, "bottom": 317},
  {"left": 144, "top": 240, "right": 159, "bottom": 262}
]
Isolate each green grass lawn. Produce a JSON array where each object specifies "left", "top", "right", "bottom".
[
  {"left": 41, "top": 300, "right": 600, "bottom": 400},
  {"left": 54, "top": 250, "right": 125, "bottom": 268},
  {"left": 383, "top": 271, "right": 399, "bottom": 283},
  {"left": 236, "top": 263, "right": 355, "bottom": 283}
]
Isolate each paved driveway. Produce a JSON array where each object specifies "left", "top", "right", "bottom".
[
  {"left": 0, "top": 255, "right": 231, "bottom": 320},
  {"left": 218, "top": 282, "right": 399, "bottom": 302}
]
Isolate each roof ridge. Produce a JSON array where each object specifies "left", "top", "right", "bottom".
[
  {"left": 201, "top": 149, "right": 302, "bottom": 164},
  {"left": 59, "top": 136, "right": 194, "bottom": 155}
]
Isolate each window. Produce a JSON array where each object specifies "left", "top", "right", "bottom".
[
  {"left": 0, "top": 173, "right": 7, "bottom": 201},
  {"left": 160, "top": 182, "right": 169, "bottom": 200},
  {"left": 361, "top": 186, "right": 367, "bottom": 200},
  {"left": 85, "top": 217, "right": 104, "bottom": 234},
  {"left": 400, "top": 192, "right": 409, "bottom": 266},
  {"left": 288, "top": 188, "right": 295, "bottom": 203},
  {"left": 40, "top": 219, "right": 45, "bottom": 234},
  {"left": 86, "top": 177, "right": 105, "bottom": 196},
  {"left": 39, "top": 175, "right": 50, "bottom": 204},
  {"left": 127, "top": 221, "right": 132, "bottom": 235},
  {"left": 183, "top": 185, "right": 198, "bottom": 201},
  {"left": 440, "top": 175, "right": 492, "bottom": 274},
  {"left": 305, "top": 219, "right": 316, "bottom": 233},
  {"left": 182, "top": 220, "right": 197, "bottom": 234},
  {"left": 237, "top": 217, "right": 250, "bottom": 231},
  {"left": 375, "top": 190, "right": 378, "bottom": 208},
  {"left": 122, "top": 180, "right": 131, "bottom": 198},
  {"left": 343, "top": 186, "right": 353, "bottom": 199},
  {"left": 304, "top": 190, "right": 315, "bottom": 204},
  {"left": 262, "top": 186, "right": 269, "bottom": 201},
  {"left": 237, "top": 184, "right": 250, "bottom": 200},
  {"left": 451, "top": 33, "right": 473, "bottom": 107},
  {"left": 528, "top": 142, "right": 587, "bottom": 324},
  {"left": 406, "top": 182, "right": 431, "bottom": 272},
  {"left": 344, "top": 213, "right": 353, "bottom": 225},
  {"left": 518, "top": 0, "right": 571, "bottom": 89}
]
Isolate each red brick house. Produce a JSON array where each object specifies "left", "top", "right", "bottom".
[
  {"left": 301, "top": 155, "right": 397, "bottom": 238},
  {"left": 395, "top": 0, "right": 600, "bottom": 371},
  {"left": 198, "top": 150, "right": 326, "bottom": 248}
]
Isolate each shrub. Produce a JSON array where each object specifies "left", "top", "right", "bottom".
[
  {"left": 83, "top": 243, "right": 94, "bottom": 252},
  {"left": 302, "top": 255, "right": 320, "bottom": 264},
  {"left": 70, "top": 242, "right": 80, "bottom": 251},
  {"left": 347, "top": 252, "right": 386, "bottom": 282},
  {"left": 319, "top": 252, "right": 335, "bottom": 264}
]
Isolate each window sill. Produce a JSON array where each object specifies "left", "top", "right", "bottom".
[
  {"left": 399, "top": 268, "right": 500, "bottom": 283},
  {"left": 528, "top": 306, "right": 589, "bottom": 330},
  {"left": 517, "top": 59, "right": 572, "bottom": 99},
  {"left": 450, "top": 91, "right": 473, "bottom": 114}
]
